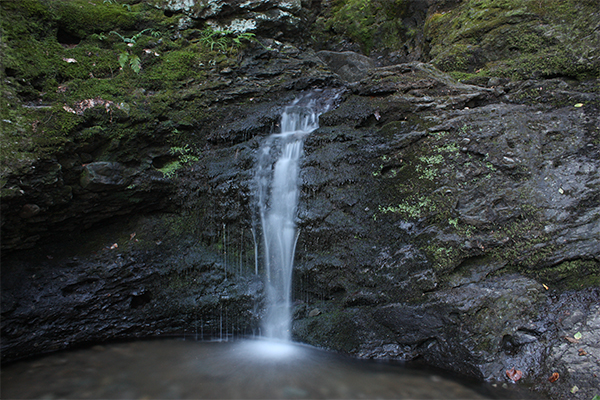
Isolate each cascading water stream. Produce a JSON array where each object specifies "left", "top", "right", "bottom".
[{"left": 255, "top": 91, "right": 337, "bottom": 341}]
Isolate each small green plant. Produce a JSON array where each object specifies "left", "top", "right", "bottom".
[
  {"left": 110, "top": 28, "right": 160, "bottom": 45},
  {"left": 119, "top": 52, "right": 141, "bottom": 73},
  {"left": 416, "top": 165, "right": 438, "bottom": 180},
  {"left": 199, "top": 28, "right": 229, "bottom": 51},
  {"left": 105, "top": 29, "right": 161, "bottom": 73},
  {"left": 378, "top": 196, "right": 434, "bottom": 219},
  {"left": 198, "top": 27, "right": 256, "bottom": 52},
  {"left": 102, "top": 0, "right": 132, "bottom": 9},
  {"left": 418, "top": 154, "right": 444, "bottom": 165},
  {"left": 437, "top": 143, "right": 460, "bottom": 153},
  {"left": 159, "top": 144, "right": 199, "bottom": 179},
  {"left": 91, "top": 32, "right": 108, "bottom": 41},
  {"left": 232, "top": 32, "right": 256, "bottom": 47},
  {"left": 170, "top": 144, "right": 199, "bottom": 164}
]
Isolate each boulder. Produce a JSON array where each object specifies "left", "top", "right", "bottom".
[
  {"left": 317, "top": 51, "right": 376, "bottom": 82},
  {"left": 80, "top": 162, "right": 131, "bottom": 192}
]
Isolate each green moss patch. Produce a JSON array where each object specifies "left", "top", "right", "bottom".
[
  {"left": 526, "top": 259, "right": 600, "bottom": 290},
  {"left": 425, "top": 0, "right": 600, "bottom": 79},
  {"left": 1, "top": 0, "right": 252, "bottom": 180},
  {"left": 313, "top": 0, "right": 408, "bottom": 54}
]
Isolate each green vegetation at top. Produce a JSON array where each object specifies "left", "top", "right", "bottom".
[
  {"left": 313, "top": 0, "right": 408, "bottom": 54},
  {"left": 424, "top": 0, "right": 600, "bottom": 80},
  {"left": 311, "top": 0, "right": 599, "bottom": 80},
  {"left": 0, "top": 0, "right": 255, "bottom": 179}
]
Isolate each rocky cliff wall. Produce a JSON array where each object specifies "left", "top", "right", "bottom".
[{"left": 1, "top": 1, "right": 599, "bottom": 399}]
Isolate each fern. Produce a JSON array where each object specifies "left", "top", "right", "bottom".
[
  {"left": 129, "top": 55, "right": 141, "bottom": 73},
  {"left": 111, "top": 29, "right": 160, "bottom": 73},
  {"left": 110, "top": 28, "right": 159, "bottom": 45},
  {"left": 91, "top": 32, "right": 108, "bottom": 41},
  {"left": 118, "top": 52, "right": 129, "bottom": 69},
  {"left": 199, "top": 28, "right": 256, "bottom": 52},
  {"left": 131, "top": 28, "right": 153, "bottom": 42}
]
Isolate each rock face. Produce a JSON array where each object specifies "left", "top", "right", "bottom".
[
  {"left": 289, "top": 65, "right": 599, "bottom": 399},
  {"left": 1, "top": 1, "right": 599, "bottom": 400},
  {"left": 80, "top": 162, "right": 130, "bottom": 191},
  {"left": 317, "top": 51, "right": 375, "bottom": 82},
  {"left": 149, "top": 0, "right": 305, "bottom": 36}
]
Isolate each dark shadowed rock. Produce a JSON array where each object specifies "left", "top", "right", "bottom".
[
  {"left": 80, "top": 162, "right": 131, "bottom": 192},
  {"left": 317, "top": 51, "right": 376, "bottom": 82}
]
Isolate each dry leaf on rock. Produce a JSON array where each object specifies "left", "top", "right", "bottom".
[{"left": 506, "top": 367, "right": 523, "bottom": 382}]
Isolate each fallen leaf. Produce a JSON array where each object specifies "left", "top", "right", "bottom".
[
  {"left": 548, "top": 372, "right": 559, "bottom": 383},
  {"left": 573, "top": 331, "right": 582, "bottom": 340},
  {"left": 506, "top": 367, "right": 523, "bottom": 382},
  {"left": 565, "top": 336, "right": 579, "bottom": 343},
  {"left": 578, "top": 348, "right": 587, "bottom": 356},
  {"left": 109, "top": 243, "right": 118, "bottom": 250},
  {"left": 130, "top": 232, "right": 137, "bottom": 240},
  {"left": 570, "top": 385, "right": 579, "bottom": 394},
  {"left": 574, "top": 103, "right": 583, "bottom": 108}
]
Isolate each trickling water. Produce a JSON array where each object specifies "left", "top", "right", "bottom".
[
  {"left": 255, "top": 91, "right": 337, "bottom": 341},
  {"left": 250, "top": 227, "right": 259, "bottom": 275}
]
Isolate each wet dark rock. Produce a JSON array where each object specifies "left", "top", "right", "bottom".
[
  {"left": 80, "top": 162, "right": 131, "bottom": 192},
  {"left": 291, "top": 68, "right": 599, "bottom": 399},
  {"left": 317, "top": 51, "right": 375, "bottom": 82},
  {"left": 19, "top": 204, "right": 41, "bottom": 219},
  {"left": 0, "top": 215, "right": 263, "bottom": 361}
]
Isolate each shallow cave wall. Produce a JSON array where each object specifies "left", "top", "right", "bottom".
[{"left": 0, "top": 0, "right": 340, "bottom": 361}]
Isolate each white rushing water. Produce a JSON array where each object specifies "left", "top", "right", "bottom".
[{"left": 255, "top": 92, "right": 335, "bottom": 341}]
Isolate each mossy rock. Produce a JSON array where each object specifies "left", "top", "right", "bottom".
[
  {"left": 425, "top": 0, "right": 600, "bottom": 79},
  {"left": 292, "top": 307, "right": 364, "bottom": 353},
  {"left": 0, "top": 0, "right": 240, "bottom": 177},
  {"left": 312, "top": 0, "right": 409, "bottom": 55},
  {"left": 525, "top": 259, "right": 600, "bottom": 290}
]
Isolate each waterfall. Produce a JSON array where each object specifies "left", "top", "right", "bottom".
[{"left": 255, "top": 91, "right": 338, "bottom": 341}]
